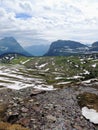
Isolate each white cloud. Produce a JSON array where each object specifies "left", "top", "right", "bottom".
[{"left": 0, "top": 0, "right": 98, "bottom": 46}]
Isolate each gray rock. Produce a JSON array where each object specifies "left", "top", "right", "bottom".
[{"left": 46, "top": 115, "right": 56, "bottom": 122}]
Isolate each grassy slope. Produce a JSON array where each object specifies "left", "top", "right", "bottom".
[{"left": 10, "top": 56, "right": 98, "bottom": 86}]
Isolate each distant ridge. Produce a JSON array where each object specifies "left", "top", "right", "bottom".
[
  {"left": 0, "top": 37, "right": 32, "bottom": 56},
  {"left": 1, "top": 37, "right": 98, "bottom": 57}
]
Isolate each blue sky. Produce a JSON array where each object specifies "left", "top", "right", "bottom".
[
  {"left": 16, "top": 13, "right": 32, "bottom": 19},
  {"left": 0, "top": 0, "right": 98, "bottom": 46}
]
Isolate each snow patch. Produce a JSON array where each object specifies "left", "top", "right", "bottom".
[
  {"left": 6, "top": 81, "right": 34, "bottom": 90},
  {"left": 36, "top": 63, "right": 48, "bottom": 69},
  {"left": 67, "top": 76, "right": 83, "bottom": 79},
  {"left": 21, "top": 59, "right": 30, "bottom": 64},
  {"left": 92, "top": 64, "right": 96, "bottom": 68},
  {"left": 87, "top": 58, "right": 93, "bottom": 60},
  {"left": 82, "top": 107, "right": 98, "bottom": 124},
  {"left": 0, "top": 64, "right": 52, "bottom": 91},
  {"left": 44, "top": 68, "right": 49, "bottom": 72},
  {"left": 80, "top": 59, "right": 84, "bottom": 61},
  {"left": 82, "top": 79, "right": 92, "bottom": 83},
  {"left": 81, "top": 61, "right": 86, "bottom": 64},
  {"left": 55, "top": 68, "right": 58, "bottom": 71},
  {"left": 57, "top": 81, "right": 71, "bottom": 85},
  {"left": 84, "top": 70, "right": 90, "bottom": 75},
  {"left": 75, "top": 65, "right": 79, "bottom": 68},
  {"left": 55, "top": 77, "right": 63, "bottom": 80},
  {"left": 82, "top": 78, "right": 98, "bottom": 84},
  {"left": 34, "top": 84, "right": 56, "bottom": 91},
  {"left": 73, "top": 76, "right": 82, "bottom": 79}
]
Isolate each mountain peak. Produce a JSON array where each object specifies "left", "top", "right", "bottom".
[
  {"left": 3, "top": 36, "right": 16, "bottom": 41},
  {"left": 1, "top": 37, "right": 18, "bottom": 44},
  {"left": 0, "top": 37, "right": 31, "bottom": 56},
  {"left": 92, "top": 41, "right": 98, "bottom": 47}
]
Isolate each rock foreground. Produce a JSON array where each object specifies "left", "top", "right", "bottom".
[{"left": 0, "top": 83, "right": 98, "bottom": 130}]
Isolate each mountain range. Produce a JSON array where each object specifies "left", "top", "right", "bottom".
[
  {"left": 45, "top": 40, "right": 98, "bottom": 56},
  {"left": 1, "top": 37, "right": 98, "bottom": 57}
]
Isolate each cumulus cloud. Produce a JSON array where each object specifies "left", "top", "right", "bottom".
[{"left": 0, "top": 0, "right": 98, "bottom": 46}]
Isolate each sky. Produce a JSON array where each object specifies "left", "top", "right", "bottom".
[{"left": 0, "top": 0, "right": 98, "bottom": 46}]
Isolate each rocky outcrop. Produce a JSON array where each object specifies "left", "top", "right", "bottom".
[
  {"left": 0, "top": 84, "right": 97, "bottom": 129},
  {"left": 90, "top": 41, "right": 98, "bottom": 52}
]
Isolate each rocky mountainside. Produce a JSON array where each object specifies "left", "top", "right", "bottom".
[
  {"left": 89, "top": 41, "right": 98, "bottom": 52},
  {"left": 92, "top": 41, "right": 98, "bottom": 47},
  {"left": 0, "top": 37, "right": 31, "bottom": 56},
  {"left": 45, "top": 40, "right": 89, "bottom": 56}
]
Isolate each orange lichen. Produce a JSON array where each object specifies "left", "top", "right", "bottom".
[
  {"left": 0, "top": 121, "right": 30, "bottom": 130},
  {"left": 0, "top": 103, "right": 7, "bottom": 120},
  {"left": 77, "top": 92, "right": 98, "bottom": 111}
]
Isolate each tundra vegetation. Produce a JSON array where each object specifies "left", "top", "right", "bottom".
[{"left": 0, "top": 54, "right": 98, "bottom": 129}]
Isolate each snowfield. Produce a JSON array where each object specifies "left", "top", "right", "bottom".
[{"left": 0, "top": 65, "right": 55, "bottom": 91}]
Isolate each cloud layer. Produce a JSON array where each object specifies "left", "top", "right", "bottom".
[{"left": 0, "top": 0, "right": 98, "bottom": 46}]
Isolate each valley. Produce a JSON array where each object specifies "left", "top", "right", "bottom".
[{"left": 1, "top": 0, "right": 98, "bottom": 129}]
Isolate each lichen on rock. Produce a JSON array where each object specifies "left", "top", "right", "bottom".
[
  {"left": 77, "top": 92, "right": 98, "bottom": 111},
  {"left": 0, "top": 121, "right": 30, "bottom": 130}
]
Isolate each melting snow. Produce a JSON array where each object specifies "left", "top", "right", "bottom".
[
  {"left": 82, "top": 78, "right": 97, "bottom": 84},
  {"left": 36, "top": 63, "right": 48, "bottom": 69},
  {"left": 55, "top": 77, "right": 63, "bottom": 80},
  {"left": 82, "top": 79, "right": 92, "bottom": 83},
  {"left": 6, "top": 81, "right": 34, "bottom": 90},
  {"left": 44, "top": 68, "right": 49, "bottom": 72},
  {"left": 0, "top": 65, "right": 55, "bottom": 91},
  {"left": 73, "top": 76, "right": 82, "bottom": 79},
  {"left": 92, "top": 64, "right": 96, "bottom": 68},
  {"left": 87, "top": 58, "right": 93, "bottom": 60},
  {"left": 21, "top": 59, "right": 30, "bottom": 64},
  {"left": 81, "top": 61, "right": 86, "bottom": 64},
  {"left": 84, "top": 70, "right": 90, "bottom": 75},
  {"left": 55, "top": 68, "right": 58, "bottom": 71},
  {"left": 67, "top": 76, "right": 83, "bottom": 79},
  {"left": 57, "top": 81, "right": 71, "bottom": 85},
  {"left": 80, "top": 70, "right": 90, "bottom": 75},
  {"left": 80, "top": 59, "right": 84, "bottom": 61},
  {"left": 82, "top": 107, "right": 98, "bottom": 124},
  {"left": 75, "top": 65, "right": 79, "bottom": 68},
  {"left": 34, "top": 84, "right": 56, "bottom": 91}
]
